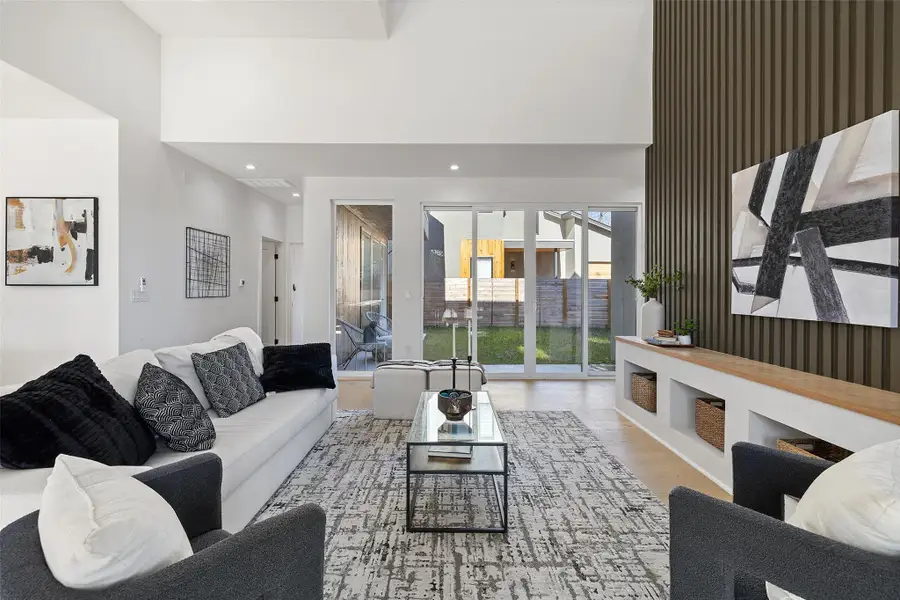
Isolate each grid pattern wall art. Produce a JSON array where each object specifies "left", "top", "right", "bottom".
[{"left": 185, "top": 227, "right": 230, "bottom": 299}]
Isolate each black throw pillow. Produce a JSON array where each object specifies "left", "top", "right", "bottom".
[
  {"left": 134, "top": 363, "right": 216, "bottom": 452},
  {"left": 0, "top": 355, "right": 157, "bottom": 469},
  {"left": 260, "top": 343, "right": 336, "bottom": 393}
]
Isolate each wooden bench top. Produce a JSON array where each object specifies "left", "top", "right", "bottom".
[{"left": 616, "top": 336, "right": 900, "bottom": 426}]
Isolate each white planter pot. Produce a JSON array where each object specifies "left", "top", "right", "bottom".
[
  {"left": 677, "top": 334, "right": 692, "bottom": 345},
  {"left": 640, "top": 298, "right": 665, "bottom": 339}
]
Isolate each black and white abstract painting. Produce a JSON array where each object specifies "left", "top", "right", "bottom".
[{"left": 732, "top": 110, "right": 899, "bottom": 328}]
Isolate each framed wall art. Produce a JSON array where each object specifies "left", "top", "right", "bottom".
[{"left": 5, "top": 197, "right": 99, "bottom": 286}]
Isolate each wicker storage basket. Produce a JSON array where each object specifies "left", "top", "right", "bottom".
[
  {"left": 695, "top": 398, "right": 725, "bottom": 451},
  {"left": 631, "top": 373, "right": 657, "bottom": 413},
  {"left": 777, "top": 438, "right": 853, "bottom": 463}
]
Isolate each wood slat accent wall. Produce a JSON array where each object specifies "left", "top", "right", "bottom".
[{"left": 646, "top": 0, "right": 900, "bottom": 391}]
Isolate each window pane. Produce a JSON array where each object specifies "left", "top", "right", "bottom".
[
  {"left": 588, "top": 209, "right": 636, "bottom": 375},
  {"left": 335, "top": 205, "right": 392, "bottom": 372},
  {"left": 476, "top": 210, "right": 525, "bottom": 374},
  {"left": 423, "top": 209, "right": 471, "bottom": 361},
  {"left": 536, "top": 210, "right": 582, "bottom": 374}
]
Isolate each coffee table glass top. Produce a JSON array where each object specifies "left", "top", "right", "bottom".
[{"left": 408, "top": 391, "right": 504, "bottom": 445}]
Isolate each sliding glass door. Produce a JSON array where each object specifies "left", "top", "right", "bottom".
[
  {"left": 535, "top": 210, "right": 583, "bottom": 375},
  {"left": 422, "top": 206, "right": 636, "bottom": 377}
]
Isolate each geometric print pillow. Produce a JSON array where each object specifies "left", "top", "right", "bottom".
[
  {"left": 133, "top": 363, "right": 216, "bottom": 452},
  {"left": 191, "top": 342, "right": 266, "bottom": 418}
]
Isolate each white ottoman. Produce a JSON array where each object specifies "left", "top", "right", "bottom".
[
  {"left": 372, "top": 364, "right": 428, "bottom": 419},
  {"left": 372, "top": 362, "right": 486, "bottom": 420}
]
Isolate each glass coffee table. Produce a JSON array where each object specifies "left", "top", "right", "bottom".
[{"left": 406, "top": 390, "right": 508, "bottom": 533}]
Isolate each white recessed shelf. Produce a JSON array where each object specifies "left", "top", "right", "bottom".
[
  {"left": 624, "top": 359, "right": 657, "bottom": 414},
  {"left": 670, "top": 379, "right": 725, "bottom": 454},
  {"left": 615, "top": 336, "right": 900, "bottom": 494}
]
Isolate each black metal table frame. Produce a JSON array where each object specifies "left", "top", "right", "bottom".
[{"left": 405, "top": 442, "right": 508, "bottom": 534}]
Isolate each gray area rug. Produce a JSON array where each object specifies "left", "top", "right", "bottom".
[{"left": 254, "top": 411, "right": 670, "bottom": 599}]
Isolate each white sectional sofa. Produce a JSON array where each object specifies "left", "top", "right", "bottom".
[{"left": 0, "top": 328, "right": 337, "bottom": 532}]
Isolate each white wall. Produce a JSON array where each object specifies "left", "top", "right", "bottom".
[
  {"left": 1, "top": 1, "right": 288, "bottom": 351},
  {"left": 161, "top": 0, "right": 653, "bottom": 145},
  {"left": 0, "top": 118, "right": 119, "bottom": 383},
  {"left": 291, "top": 176, "right": 645, "bottom": 360}
]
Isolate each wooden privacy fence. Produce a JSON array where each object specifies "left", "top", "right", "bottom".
[{"left": 423, "top": 278, "right": 610, "bottom": 328}]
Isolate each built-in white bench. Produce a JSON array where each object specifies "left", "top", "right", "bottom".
[{"left": 615, "top": 336, "right": 900, "bottom": 493}]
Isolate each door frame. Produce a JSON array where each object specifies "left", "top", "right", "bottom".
[
  {"left": 422, "top": 203, "right": 642, "bottom": 380},
  {"left": 330, "top": 200, "right": 395, "bottom": 378},
  {"left": 258, "top": 236, "right": 285, "bottom": 345}
]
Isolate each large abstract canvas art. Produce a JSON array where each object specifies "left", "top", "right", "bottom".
[
  {"left": 732, "top": 110, "right": 899, "bottom": 327},
  {"left": 5, "top": 197, "right": 99, "bottom": 286}
]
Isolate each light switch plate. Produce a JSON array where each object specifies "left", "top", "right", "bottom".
[{"left": 131, "top": 290, "right": 149, "bottom": 303}]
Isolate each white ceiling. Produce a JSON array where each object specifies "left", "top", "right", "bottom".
[
  {"left": 168, "top": 142, "right": 647, "bottom": 203},
  {"left": 123, "top": 0, "right": 389, "bottom": 39}
]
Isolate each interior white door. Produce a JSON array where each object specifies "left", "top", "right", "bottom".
[{"left": 260, "top": 241, "right": 277, "bottom": 344}]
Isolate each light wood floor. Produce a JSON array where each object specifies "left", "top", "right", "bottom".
[{"left": 338, "top": 379, "right": 732, "bottom": 505}]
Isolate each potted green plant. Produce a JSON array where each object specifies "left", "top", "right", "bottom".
[
  {"left": 625, "top": 266, "right": 684, "bottom": 338},
  {"left": 673, "top": 318, "right": 697, "bottom": 345}
]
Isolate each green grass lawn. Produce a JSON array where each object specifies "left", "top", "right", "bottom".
[{"left": 423, "top": 326, "right": 612, "bottom": 365}]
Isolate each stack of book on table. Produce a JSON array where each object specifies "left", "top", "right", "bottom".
[
  {"left": 428, "top": 421, "right": 474, "bottom": 460},
  {"left": 648, "top": 329, "right": 680, "bottom": 346}
]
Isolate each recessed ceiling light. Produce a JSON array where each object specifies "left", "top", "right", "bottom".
[
  {"left": 245, "top": 163, "right": 256, "bottom": 170},
  {"left": 292, "top": 192, "right": 301, "bottom": 197},
  {"left": 450, "top": 164, "right": 460, "bottom": 171}
]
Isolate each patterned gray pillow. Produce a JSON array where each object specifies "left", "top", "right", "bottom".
[
  {"left": 134, "top": 363, "right": 216, "bottom": 452},
  {"left": 191, "top": 342, "right": 266, "bottom": 417}
]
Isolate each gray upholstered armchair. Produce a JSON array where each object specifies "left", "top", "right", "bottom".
[
  {"left": 669, "top": 442, "right": 900, "bottom": 600},
  {"left": 0, "top": 454, "right": 326, "bottom": 600}
]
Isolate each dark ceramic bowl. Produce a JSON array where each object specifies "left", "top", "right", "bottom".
[{"left": 437, "top": 389, "right": 474, "bottom": 421}]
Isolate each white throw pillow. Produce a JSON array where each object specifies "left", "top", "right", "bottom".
[
  {"left": 767, "top": 439, "right": 900, "bottom": 600},
  {"left": 38, "top": 455, "right": 193, "bottom": 590},
  {"left": 155, "top": 339, "right": 236, "bottom": 409},
  {"left": 212, "top": 327, "right": 265, "bottom": 376},
  {"left": 99, "top": 349, "right": 160, "bottom": 404}
]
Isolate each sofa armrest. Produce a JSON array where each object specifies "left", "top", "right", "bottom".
[
  {"left": 669, "top": 486, "right": 900, "bottom": 600},
  {"left": 124, "top": 503, "right": 326, "bottom": 600},
  {"left": 0, "top": 504, "right": 325, "bottom": 600},
  {"left": 732, "top": 442, "right": 833, "bottom": 519},
  {"left": 134, "top": 454, "right": 222, "bottom": 538}
]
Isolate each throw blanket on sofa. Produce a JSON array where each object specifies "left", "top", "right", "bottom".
[{"left": 371, "top": 360, "right": 488, "bottom": 389}]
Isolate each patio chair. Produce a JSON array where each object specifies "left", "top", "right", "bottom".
[
  {"left": 364, "top": 312, "right": 393, "bottom": 339},
  {"left": 364, "top": 312, "right": 393, "bottom": 359},
  {"left": 337, "top": 319, "right": 386, "bottom": 370}
]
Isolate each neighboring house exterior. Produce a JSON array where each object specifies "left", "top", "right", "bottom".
[{"left": 424, "top": 210, "right": 613, "bottom": 282}]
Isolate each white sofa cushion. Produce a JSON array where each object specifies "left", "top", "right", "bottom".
[
  {"left": 0, "top": 383, "right": 22, "bottom": 396},
  {"left": 767, "top": 439, "right": 900, "bottom": 600},
  {"left": 154, "top": 339, "right": 236, "bottom": 410},
  {"left": 2, "top": 468, "right": 70, "bottom": 528},
  {"left": 98, "top": 349, "right": 160, "bottom": 405},
  {"left": 143, "top": 388, "right": 335, "bottom": 497},
  {"left": 212, "top": 328, "right": 265, "bottom": 376},
  {"left": 39, "top": 455, "right": 191, "bottom": 590}
]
